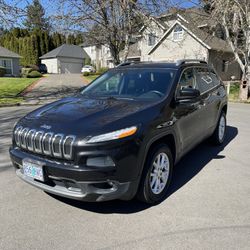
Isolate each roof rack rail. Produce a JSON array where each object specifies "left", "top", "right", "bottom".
[
  {"left": 116, "top": 61, "right": 141, "bottom": 67},
  {"left": 176, "top": 59, "right": 208, "bottom": 66}
]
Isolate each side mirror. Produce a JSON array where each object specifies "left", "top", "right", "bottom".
[{"left": 178, "top": 88, "right": 200, "bottom": 100}]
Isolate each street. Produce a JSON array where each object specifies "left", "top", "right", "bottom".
[{"left": 0, "top": 103, "right": 249, "bottom": 250}]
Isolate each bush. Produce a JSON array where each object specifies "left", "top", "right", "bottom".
[
  {"left": 28, "top": 65, "right": 39, "bottom": 71},
  {"left": 83, "top": 72, "right": 90, "bottom": 76},
  {"left": 0, "top": 66, "right": 6, "bottom": 77},
  {"left": 27, "top": 70, "right": 42, "bottom": 78},
  {"left": 21, "top": 67, "right": 33, "bottom": 77}
]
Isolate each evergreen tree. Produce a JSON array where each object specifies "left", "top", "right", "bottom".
[{"left": 24, "top": 0, "right": 50, "bottom": 31}]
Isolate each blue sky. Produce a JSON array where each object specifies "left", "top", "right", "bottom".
[
  {"left": 4, "top": 0, "right": 200, "bottom": 29},
  {"left": 6, "top": 0, "right": 200, "bottom": 16}
]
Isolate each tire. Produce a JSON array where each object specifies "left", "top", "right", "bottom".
[
  {"left": 211, "top": 111, "right": 227, "bottom": 145},
  {"left": 136, "top": 144, "right": 173, "bottom": 204}
]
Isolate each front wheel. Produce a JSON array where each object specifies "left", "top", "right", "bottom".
[
  {"left": 211, "top": 111, "right": 227, "bottom": 145},
  {"left": 136, "top": 144, "right": 173, "bottom": 204}
]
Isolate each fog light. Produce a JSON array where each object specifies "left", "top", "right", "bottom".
[{"left": 86, "top": 156, "right": 115, "bottom": 167}]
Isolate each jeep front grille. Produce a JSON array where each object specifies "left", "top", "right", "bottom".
[{"left": 14, "top": 126, "right": 76, "bottom": 160}]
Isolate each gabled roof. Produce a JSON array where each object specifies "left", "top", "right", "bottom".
[
  {"left": 148, "top": 20, "right": 232, "bottom": 55},
  {"left": 0, "top": 46, "right": 21, "bottom": 58},
  {"left": 40, "top": 44, "right": 89, "bottom": 59},
  {"left": 139, "top": 16, "right": 168, "bottom": 33}
]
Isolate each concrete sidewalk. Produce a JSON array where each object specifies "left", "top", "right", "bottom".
[{"left": 22, "top": 74, "right": 87, "bottom": 105}]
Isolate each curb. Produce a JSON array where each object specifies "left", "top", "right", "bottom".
[{"left": 20, "top": 77, "right": 46, "bottom": 96}]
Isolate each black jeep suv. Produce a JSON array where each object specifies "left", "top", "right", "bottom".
[{"left": 9, "top": 60, "right": 227, "bottom": 204}]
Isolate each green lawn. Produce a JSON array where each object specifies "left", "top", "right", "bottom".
[
  {"left": 84, "top": 74, "right": 99, "bottom": 83},
  {"left": 228, "top": 83, "right": 240, "bottom": 100},
  {"left": 0, "top": 77, "right": 40, "bottom": 105}
]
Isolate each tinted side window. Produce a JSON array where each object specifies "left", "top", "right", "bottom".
[
  {"left": 176, "top": 68, "right": 197, "bottom": 97},
  {"left": 209, "top": 69, "right": 220, "bottom": 87},
  {"left": 195, "top": 67, "right": 213, "bottom": 93}
]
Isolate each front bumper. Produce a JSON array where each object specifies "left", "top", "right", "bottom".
[{"left": 9, "top": 147, "right": 139, "bottom": 202}]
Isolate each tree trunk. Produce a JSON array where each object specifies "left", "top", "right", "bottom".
[{"left": 239, "top": 68, "right": 249, "bottom": 100}]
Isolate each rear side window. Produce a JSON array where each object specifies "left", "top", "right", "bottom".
[
  {"left": 209, "top": 69, "right": 220, "bottom": 87},
  {"left": 195, "top": 67, "right": 213, "bottom": 93}
]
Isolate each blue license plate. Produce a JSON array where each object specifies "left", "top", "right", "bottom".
[{"left": 22, "top": 160, "right": 44, "bottom": 182}]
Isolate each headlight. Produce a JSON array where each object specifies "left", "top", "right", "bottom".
[{"left": 86, "top": 126, "right": 137, "bottom": 143}]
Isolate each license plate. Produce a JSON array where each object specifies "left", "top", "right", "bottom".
[{"left": 22, "top": 160, "right": 44, "bottom": 182}]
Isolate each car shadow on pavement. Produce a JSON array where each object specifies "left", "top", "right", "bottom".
[{"left": 48, "top": 125, "right": 238, "bottom": 214}]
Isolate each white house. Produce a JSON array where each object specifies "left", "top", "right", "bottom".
[
  {"left": 124, "top": 9, "right": 242, "bottom": 81},
  {"left": 80, "top": 43, "right": 113, "bottom": 69},
  {"left": 40, "top": 44, "right": 89, "bottom": 74}
]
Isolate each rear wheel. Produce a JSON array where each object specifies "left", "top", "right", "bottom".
[
  {"left": 137, "top": 144, "right": 173, "bottom": 204},
  {"left": 211, "top": 111, "right": 226, "bottom": 145}
]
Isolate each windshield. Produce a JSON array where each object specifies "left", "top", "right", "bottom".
[{"left": 81, "top": 68, "right": 176, "bottom": 100}]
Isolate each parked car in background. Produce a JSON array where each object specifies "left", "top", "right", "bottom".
[
  {"left": 81, "top": 65, "right": 95, "bottom": 73},
  {"left": 10, "top": 60, "right": 227, "bottom": 204},
  {"left": 38, "top": 64, "right": 47, "bottom": 74}
]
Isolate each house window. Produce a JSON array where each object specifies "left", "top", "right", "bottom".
[
  {"left": 148, "top": 33, "right": 156, "bottom": 46},
  {"left": 0, "top": 59, "right": 12, "bottom": 74},
  {"left": 173, "top": 25, "right": 184, "bottom": 41}
]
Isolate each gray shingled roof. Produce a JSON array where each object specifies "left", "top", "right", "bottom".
[
  {"left": 183, "top": 21, "right": 232, "bottom": 52},
  {"left": 40, "top": 44, "right": 89, "bottom": 59},
  {"left": 0, "top": 46, "right": 21, "bottom": 58}
]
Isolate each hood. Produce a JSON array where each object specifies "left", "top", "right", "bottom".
[{"left": 21, "top": 96, "right": 157, "bottom": 136}]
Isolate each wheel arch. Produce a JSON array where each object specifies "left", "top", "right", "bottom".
[
  {"left": 139, "top": 132, "right": 177, "bottom": 177},
  {"left": 221, "top": 104, "right": 228, "bottom": 115}
]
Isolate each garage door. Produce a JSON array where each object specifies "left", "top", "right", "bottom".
[{"left": 60, "top": 61, "right": 83, "bottom": 74}]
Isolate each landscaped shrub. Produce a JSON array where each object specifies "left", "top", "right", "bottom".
[
  {"left": 21, "top": 67, "right": 33, "bottom": 77},
  {"left": 28, "top": 65, "right": 39, "bottom": 71},
  {"left": 27, "top": 70, "right": 42, "bottom": 78},
  {"left": 0, "top": 66, "right": 6, "bottom": 77},
  {"left": 83, "top": 72, "right": 90, "bottom": 76}
]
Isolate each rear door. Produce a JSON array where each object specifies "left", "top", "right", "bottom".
[
  {"left": 174, "top": 67, "right": 206, "bottom": 154},
  {"left": 194, "top": 67, "right": 221, "bottom": 132}
]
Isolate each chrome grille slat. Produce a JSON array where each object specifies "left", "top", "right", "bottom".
[
  {"left": 14, "top": 128, "right": 75, "bottom": 160},
  {"left": 20, "top": 128, "right": 29, "bottom": 149},
  {"left": 63, "top": 135, "right": 76, "bottom": 160},
  {"left": 14, "top": 126, "right": 23, "bottom": 146},
  {"left": 27, "top": 129, "right": 36, "bottom": 151},
  {"left": 34, "top": 131, "right": 44, "bottom": 153},
  {"left": 42, "top": 132, "right": 53, "bottom": 155},
  {"left": 52, "top": 134, "right": 64, "bottom": 158}
]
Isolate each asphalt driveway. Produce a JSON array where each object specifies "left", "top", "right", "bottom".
[
  {"left": 23, "top": 74, "right": 86, "bottom": 103},
  {"left": 0, "top": 103, "right": 249, "bottom": 249}
]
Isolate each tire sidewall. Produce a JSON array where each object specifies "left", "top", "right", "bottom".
[
  {"left": 141, "top": 144, "right": 173, "bottom": 203},
  {"left": 217, "top": 112, "right": 227, "bottom": 144}
]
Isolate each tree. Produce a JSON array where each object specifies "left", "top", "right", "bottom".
[
  {"left": 24, "top": 0, "right": 50, "bottom": 31},
  {"left": 0, "top": 0, "right": 25, "bottom": 27},
  {"left": 56, "top": 0, "right": 170, "bottom": 65},
  {"left": 209, "top": 0, "right": 250, "bottom": 98}
]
